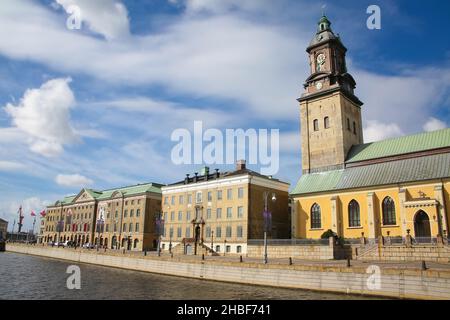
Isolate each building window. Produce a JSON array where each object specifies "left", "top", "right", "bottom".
[
  {"left": 135, "top": 223, "right": 139, "bottom": 233},
  {"left": 206, "top": 226, "right": 211, "bottom": 238},
  {"left": 313, "top": 119, "right": 319, "bottom": 131},
  {"left": 324, "top": 116, "right": 330, "bottom": 129},
  {"left": 169, "top": 228, "right": 174, "bottom": 238},
  {"left": 311, "top": 203, "right": 321, "bottom": 229},
  {"left": 237, "top": 226, "right": 243, "bottom": 238},
  {"left": 124, "top": 209, "right": 128, "bottom": 217},
  {"left": 123, "top": 223, "right": 126, "bottom": 231},
  {"left": 227, "top": 189, "right": 233, "bottom": 200},
  {"left": 106, "top": 224, "right": 109, "bottom": 232},
  {"left": 217, "top": 190, "right": 223, "bottom": 200},
  {"left": 347, "top": 118, "right": 351, "bottom": 130},
  {"left": 382, "top": 197, "right": 396, "bottom": 225},
  {"left": 170, "top": 212, "right": 174, "bottom": 221},
  {"left": 129, "top": 223, "right": 133, "bottom": 232},
  {"left": 207, "top": 192, "right": 212, "bottom": 201},
  {"left": 353, "top": 121, "right": 357, "bottom": 135},
  {"left": 186, "top": 211, "right": 191, "bottom": 221},
  {"left": 226, "top": 226, "right": 232, "bottom": 238},
  {"left": 178, "top": 211, "right": 182, "bottom": 221},
  {"left": 206, "top": 209, "right": 211, "bottom": 219},
  {"left": 216, "top": 208, "right": 222, "bottom": 219},
  {"left": 136, "top": 209, "right": 140, "bottom": 217},
  {"left": 196, "top": 192, "right": 202, "bottom": 203},
  {"left": 226, "top": 207, "right": 232, "bottom": 219},
  {"left": 237, "top": 245, "right": 242, "bottom": 253},
  {"left": 348, "top": 200, "right": 361, "bottom": 227},
  {"left": 238, "top": 187, "right": 244, "bottom": 198},
  {"left": 125, "top": 201, "right": 129, "bottom": 205},
  {"left": 177, "top": 227, "right": 182, "bottom": 238},
  {"left": 186, "top": 227, "right": 190, "bottom": 238},
  {"left": 179, "top": 195, "right": 184, "bottom": 204},
  {"left": 216, "top": 245, "right": 220, "bottom": 253},
  {"left": 216, "top": 227, "right": 222, "bottom": 238},
  {"left": 114, "top": 223, "right": 117, "bottom": 232},
  {"left": 226, "top": 245, "right": 231, "bottom": 253},
  {"left": 187, "top": 194, "right": 192, "bottom": 204},
  {"left": 237, "top": 206, "right": 244, "bottom": 218},
  {"left": 171, "top": 196, "right": 175, "bottom": 205}
]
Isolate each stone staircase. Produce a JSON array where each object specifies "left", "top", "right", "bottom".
[{"left": 170, "top": 242, "right": 219, "bottom": 256}]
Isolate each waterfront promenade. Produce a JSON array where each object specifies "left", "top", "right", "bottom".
[{"left": 5, "top": 243, "right": 450, "bottom": 300}]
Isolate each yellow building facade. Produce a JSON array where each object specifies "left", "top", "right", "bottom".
[
  {"left": 291, "top": 16, "right": 450, "bottom": 240},
  {"left": 161, "top": 161, "right": 290, "bottom": 255}
]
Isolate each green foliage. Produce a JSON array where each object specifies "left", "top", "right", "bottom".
[{"left": 320, "top": 229, "right": 336, "bottom": 239}]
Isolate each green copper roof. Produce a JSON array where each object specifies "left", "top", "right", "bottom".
[
  {"left": 346, "top": 128, "right": 450, "bottom": 163},
  {"left": 291, "top": 152, "right": 450, "bottom": 195},
  {"left": 97, "top": 183, "right": 162, "bottom": 200},
  {"left": 51, "top": 183, "right": 162, "bottom": 206}
]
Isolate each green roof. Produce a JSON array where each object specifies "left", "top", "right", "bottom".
[
  {"left": 346, "top": 128, "right": 450, "bottom": 163},
  {"left": 51, "top": 183, "right": 162, "bottom": 206},
  {"left": 97, "top": 183, "right": 162, "bottom": 200},
  {"left": 292, "top": 152, "right": 450, "bottom": 195}
]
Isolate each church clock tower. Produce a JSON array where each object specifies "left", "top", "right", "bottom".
[{"left": 299, "top": 15, "right": 364, "bottom": 174}]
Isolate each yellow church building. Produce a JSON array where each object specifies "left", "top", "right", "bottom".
[{"left": 290, "top": 16, "right": 450, "bottom": 241}]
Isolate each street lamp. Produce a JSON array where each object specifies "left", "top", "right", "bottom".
[
  {"left": 155, "top": 213, "right": 164, "bottom": 256},
  {"left": 211, "top": 230, "right": 214, "bottom": 254},
  {"left": 263, "top": 191, "right": 276, "bottom": 264}
]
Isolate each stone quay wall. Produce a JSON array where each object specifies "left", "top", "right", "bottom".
[
  {"left": 5, "top": 244, "right": 450, "bottom": 300},
  {"left": 354, "top": 244, "right": 450, "bottom": 263}
]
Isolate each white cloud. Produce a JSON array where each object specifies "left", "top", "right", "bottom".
[
  {"left": 4, "top": 78, "right": 78, "bottom": 157},
  {"left": 55, "top": 174, "right": 93, "bottom": 187},
  {"left": 0, "top": 161, "right": 25, "bottom": 172},
  {"left": 363, "top": 120, "right": 404, "bottom": 143},
  {"left": 423, "top": 117, "right": 447, "bottom": 132},
  {"left": 54, "top": 0, "right": 130, "bottom": 40}
]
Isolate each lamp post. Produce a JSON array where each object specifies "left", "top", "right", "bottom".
[
  {"left": 211, "top": 230, "right": 214, "bottom": 254},
  {"left": 155, "top": 213, "right": 164, "bottom": 256},
  {"left": 263, "top": 191, "right": 276, "bottom": 264}
]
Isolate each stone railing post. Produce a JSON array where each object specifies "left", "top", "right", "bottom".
[
  {"left": 436, "top": 234, "right": 444, "bottom": 248},
  {"left": 360, "top": 232, "right": 366, "bottom": 246},
  {"left": 329, "top": 236, "right": 335, "bottom": 249},
  {"left": 385, "top": 231, "right": 391, "bottom": 246},
  {"left": 405, "top": 229, "right": 412, "bottom": 248}
]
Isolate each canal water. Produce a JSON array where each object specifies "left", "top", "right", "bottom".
[{"left": 0, "top": 252, "right": 374, "bottom": 300}]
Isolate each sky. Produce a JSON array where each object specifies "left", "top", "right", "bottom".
[{"left": 0, "top": 0, "right": 449, "bottom": 231}]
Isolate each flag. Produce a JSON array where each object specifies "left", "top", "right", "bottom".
[
  {"left": 18, "top": 205, "right": 23, "bottom": 218},
  {"left": 40, "top": 210, "right": 46, "bottom": 217},
  {"left": 31, "top": 210, "right": 36, "bottom": 217}
]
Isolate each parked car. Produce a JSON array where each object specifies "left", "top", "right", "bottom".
[{"left": 83, "top": 243, "right": 95, "bottom": 249}]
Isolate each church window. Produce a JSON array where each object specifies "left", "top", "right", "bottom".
[
  {"left": 348, "top": 200, "right": 360, "bottom": 227},
  {"left": 311, "top": 203, "right": 321, "bottom": 229},
  {"left": 347, "top": 118, "right": 351, "bottom": 130},
  {"left": 353, "top": 121, "right": 357, "bottom": 135},
  {"left": 313, "top": 119, "right": 319, "bottom": 131},
  {"left": 382, "top": 197, "right": 396, "bottom": 225},
  {"left": 324, "top": 117, "right": 330, "bottom": 129}
]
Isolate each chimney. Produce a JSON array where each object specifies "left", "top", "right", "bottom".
[
  {"left": 185, "top": 174, "right": 190, "bottom": 184},
  {"left": 236, "top": 159, "right": 246, "bottom": 171}
]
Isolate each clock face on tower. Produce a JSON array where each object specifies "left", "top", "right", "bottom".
[{"left": 316, "top": 53, "right": 326, "bottom": 72}]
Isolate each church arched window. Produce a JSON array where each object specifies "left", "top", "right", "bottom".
[
  {"left": 313, "top": 119, "right": 319, "bottom": 131},
  {"left": 324, "top": 117, "right": 330, "bottom": 129},
  {"left": 353, "top": 121, "right": 357, "bottom": 134},
  {"left": 311, "top": 203, "right": 321, "bottom": 229},
  {"left": 382, "top": 197, "right": 396, "bottom": 225},
  {"left": 348, "top": 200, "right": 360, "bottom": 227}
]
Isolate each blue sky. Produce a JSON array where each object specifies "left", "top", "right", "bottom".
[{"left": 0, "top": 0, "right": 449, "bottom": 230}]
